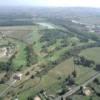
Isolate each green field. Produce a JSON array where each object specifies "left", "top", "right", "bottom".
[
  {"left": 12, "top": 42, "right": 27, "bottom": 70},
  {"left": 80, "top": 47, "right": 100, "bottom": 64}
]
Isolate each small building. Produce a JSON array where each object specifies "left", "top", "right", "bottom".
[{"left": 13, "top": 73, "right": 22, "bottom": 80}]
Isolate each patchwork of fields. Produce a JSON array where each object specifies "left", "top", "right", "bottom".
[{"left": 0, "top": 20, "right": 99, "bottom": 100}]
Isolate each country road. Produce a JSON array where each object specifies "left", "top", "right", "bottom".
[{"left": 55, "top": 72, "right": 100, "bottom": 100}]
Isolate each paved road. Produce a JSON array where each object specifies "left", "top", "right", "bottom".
[{"left": 55, "top": 72, "right": 100, "bottom": 100}]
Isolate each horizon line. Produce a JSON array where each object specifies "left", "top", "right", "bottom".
[{"left": 0, "top": 5, "right": 100, "bottom": 9}]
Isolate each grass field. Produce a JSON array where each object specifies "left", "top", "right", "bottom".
[
  {"left": 0, "top": 84, "right": 8, "bottom": 93},
  {"left": 17, "top": 57, "right": 97, "bottom": 100},
  {"left": 12, "top": 42, "right": 27, "bottom": 70},
  {"left": 17, "top": 59, "right": 74, "bottom": 100},
  {"left": 71, "top": 94, "right": 90, "bottom": 100},
  {"left": 80, "top": 47, "right": 100, "bottom": 64}
]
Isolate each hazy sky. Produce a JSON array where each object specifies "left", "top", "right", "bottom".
[{"left": 0, "top": 0, "right": 100, "bottom": 8}]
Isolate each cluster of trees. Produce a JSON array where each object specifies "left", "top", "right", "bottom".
[
  {"left": 27, "top": 96, "right": 33, "bottom": 100},
  {"left": 41, "top": 40, "right": 69, "bottom": 56},
  {"left": 40, "top": 29, "right": 68, "bottom": 47},
  {"left": 35, "top": 61, "right": 58, "bottom": 77},
  {"left": 37, "top": 42, "right": 100, "bottom": 80},
  {"left": 74, "top": 56, "right": 95, "bottom": 67},
  {"left": 49, "top": 18, "right": 100, "bottom": 42},
  {"left": 89, "top": 78, "right": 100, "bottom": 97},
  {"left": 0, "top": 51, "right": 18, "bottom": 83},
  {"left": 0, "top": 51, "right": 17, "bottom": 72},
  {"left": 0, "top": 61, "right": 13, "bottom": 72},
  {"left": 0, "top": 20, "right": 34, "bottom": 26},
  {"left": 95, "top": 64, "right": 100, "bottom": 71},
  {"left": 58, "top": 42, "right": 100, "bottom": 64},
  {"left": 57, "top": 71, "right": 77, "bottom": 97},
  {"left": 25, "top": 45, "right": 38, "bottom": 66},
  {"left": 65, "top": 75, "right": 76, "bottom": 86},
  {"left": 93, "top": 78, "right": 100, "bottom": 85}
]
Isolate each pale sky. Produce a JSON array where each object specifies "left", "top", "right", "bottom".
[{"left": 0, "top": 0, "right": 100, "bottom": 8}]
